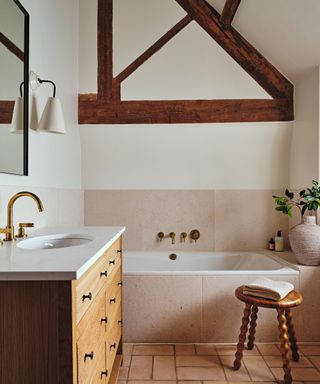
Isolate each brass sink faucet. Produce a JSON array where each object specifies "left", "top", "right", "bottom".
[{"left": 4, "top": 191, "right": 44, "bottom": 241}]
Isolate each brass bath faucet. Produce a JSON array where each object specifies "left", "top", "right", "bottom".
[{"left": 3, "top": 191, "right": 44, "bottom": 241}]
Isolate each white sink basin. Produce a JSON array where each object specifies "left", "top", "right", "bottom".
[{"left": 17, "top": 233, "right": 94, "bottom": 250}]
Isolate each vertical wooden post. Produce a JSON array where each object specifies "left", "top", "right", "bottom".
[{"left": 98, "top": 0, "right": 113, "bottom": 100}]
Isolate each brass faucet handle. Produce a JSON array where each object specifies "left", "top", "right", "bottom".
[
  {"left": 190, "top": 229, "right": 200, "bottom": 243},
  {"left": 157, "top": 232, "right": 164, "bottom": 242},
  {"left": 16, "top": 223, "right": 34, "bottom": 239},
  {"left": 0, "top": 227, "right": 10, "bottom": 245}
]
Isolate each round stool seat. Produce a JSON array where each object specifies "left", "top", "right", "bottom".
[{"left": 235, "top": 286, "right": 303, "bottom": 309}]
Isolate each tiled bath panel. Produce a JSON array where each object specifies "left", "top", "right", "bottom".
[
  {"left": 123, "top": 274, "right": 300, "bottom": 343},
  {"left": 118, "top": 342, "right": 320, "bottom": 383},
  {"left": 84, "top": 189, "right": 289, "bottom": 251}
]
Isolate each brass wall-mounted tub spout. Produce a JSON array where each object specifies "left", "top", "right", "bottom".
[{"left": 4, "top": 191, "right": 44, "bottom": 241}]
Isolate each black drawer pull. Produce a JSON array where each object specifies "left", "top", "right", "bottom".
[
  {"left": 100, "top": 270, "right": 108, "bottom": 277},
  {"left": 101, "top": 317, "right": 108, "bottom": 324},
  {"left": 118, "top": 282, "right": 123, "bottom": 286},
  {"left": 118, "top": 320, "right": 122, "bottom": 324},
  {"left": 110, "top": 298, "right": 116, "bottom": 304},
  {"left": 117, "top": 249, "right": 122, "bottom": 253},
  {"left": 109, "top": 259, "right": 115, "bottom": 265},
  {"left": 110, "top": 343, "right": 116, "bottom": 350},
  {"left": 101, "top": 370, "right": 108, "bottom": 378},
  {"left": 82, "top": 292, "right": 92, "bottom": 302},
  {"left": 84, "top": 352, "right": 94, "bottom": 361}
]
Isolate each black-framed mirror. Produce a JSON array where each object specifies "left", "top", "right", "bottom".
[{"left": 0, "top": 0, "right": 29, "bottom": 175}]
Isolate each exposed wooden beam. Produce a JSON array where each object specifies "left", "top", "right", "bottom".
[
  {"left": 79, "top": 96, "right": 293, "bottom": 124},
  {"left": 0, "top": 100, "right": 14, "bottom": 124},
  {"left": 220, "top": 0, "right": 242, "bottom": 29},
  {"left": 175, "top": 0, "right": 293, "bottom": 100},
  {"left": 0, "top": 32, "right": 24, "bottom": 62},
  {"left": 97, "top": 0, "right": 114, "bottom": 100},
  {"left": 115, "top": 15, "right": 192, "bottom": 83}
]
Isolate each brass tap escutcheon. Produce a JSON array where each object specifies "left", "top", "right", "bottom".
[{"left": 190, "top": 229, "right": 200, "bottom": 243}]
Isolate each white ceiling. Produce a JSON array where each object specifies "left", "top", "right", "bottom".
[{"left": 207, "top": 0, "right": 320, "bottom": 82}]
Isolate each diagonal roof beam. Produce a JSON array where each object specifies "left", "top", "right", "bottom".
[
  {"left": 0, "top": 32, "right": 24, "bottom": 62},
  {"left": 220, "top": 0, "right": 242, "bottom": 29},
  {"left": 175, "top": 0, "right": 293, "bottom": 100},
  {"left": 115, "top": 15, "right": 192, "bottom": 83}
]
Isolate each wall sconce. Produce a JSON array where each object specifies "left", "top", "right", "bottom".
[
  {"left": 30, "top": 71, "right": 66, "bottom": 134},
  {"left": 10, "top": 82, "right": 24, "bottom": 134}
]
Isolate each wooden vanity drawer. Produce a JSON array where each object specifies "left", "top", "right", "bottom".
[
  {"left": 77, "top": 286, "right": 106, "bottom": 343},
  {"left": 106, "top": 266, "right": 122, "bottom": 316},
  {"left": 107, "top": 304, "right": 122, "bottom": 373},
  {"left": 76, "top": 254, "right": 110, "bottom": 323},
  {"left": 89, "top": 342, "right": 107, "bottom": 384},
  {"left": 78, "top": 337, "right": 105, "bottom": 384},
  {"left": 105, "top": 238, "right": 122, "bottom": 277}
]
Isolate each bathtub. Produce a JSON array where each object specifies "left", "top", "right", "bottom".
[
  {"left": 123, "top": 251, "right": 298, "bottom": 275},
  {"left": 122, "top": 251, "right": 300, "bottom": 343}
]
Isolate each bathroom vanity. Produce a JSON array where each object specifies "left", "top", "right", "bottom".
[{"left": 0, "top": 226, "right": 125, "bottom": 384}]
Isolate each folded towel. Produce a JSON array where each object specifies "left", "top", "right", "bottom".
[{"left": 243, "top": 277, "right": 294, "bottom": 301}]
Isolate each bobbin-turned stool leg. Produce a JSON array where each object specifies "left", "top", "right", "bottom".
[
  {"left": 247, "top": 305, "right": 259, "bottom": 350},
  {"left": 277, "top": 308, "right": 292, "bottom": 384},
  {"left": 234, "top": 303, "right": 251, "bottom": 370},
  {"left": 285, "top": 309, "right": 300, "bottom": 361}
]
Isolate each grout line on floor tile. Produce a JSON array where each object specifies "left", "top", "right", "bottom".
[
  {"left": 200, "top": 276, "right": 204, "bottom": 343},
  {"left": 216, "top": 351, "right": 228, "bottom": 382},
  {"left": 151, "top": 355, "right": 154, "bottom": 380}
]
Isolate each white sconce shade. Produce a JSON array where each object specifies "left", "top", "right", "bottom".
[
  {"left": 10, "top": 97, "right": 24, "bottom": 134},
  {"left": 37, "top": 97, "right": 66, "bottom": 134}
]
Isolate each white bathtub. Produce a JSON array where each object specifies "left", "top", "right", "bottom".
[
  {"left": 123, "top": 251, "right": 298, "bottom": 275},
  {"left": 122, "top": 251, "right": 300, "bottom": 343}
]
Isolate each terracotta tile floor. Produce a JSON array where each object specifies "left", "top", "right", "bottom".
[{"left": 118, "top": 342, "right": 320, "bottom": 384}]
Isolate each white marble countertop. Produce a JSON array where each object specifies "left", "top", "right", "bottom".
[{"left": 0, "top": 226, "right": 125, "bottom": 280}]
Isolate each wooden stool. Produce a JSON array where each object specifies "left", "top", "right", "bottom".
[{"left": 233, "top": 285, "right": 303, "bottom": 384}]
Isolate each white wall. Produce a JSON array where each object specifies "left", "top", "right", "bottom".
[
  {"left": 0, "top": 0, "right": 82, "bottom": 190},
  {"left": 290, "top": 67, "right": 319, "bottom": 189},
  {"left": 0, "top": 0, "right": 83, "bottom": 228},
  {"left": 79, "top": 0, "right": 293, "bottom": 190}
]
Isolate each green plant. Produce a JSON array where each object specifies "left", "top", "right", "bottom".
[{"left": 273, "top": 180, "right": 320, "bottom": 218}]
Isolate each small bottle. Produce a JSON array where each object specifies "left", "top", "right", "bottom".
[
  {"left": 268, "top": 237, "right": 275, "bottom": 251},
  {"left": 275, "top": 230, "right": 284, "bottom": 252}
]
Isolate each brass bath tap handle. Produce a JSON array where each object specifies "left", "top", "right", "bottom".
[
  {"left": 190, "top": 229, "right": 200, "bottom": 243},
  {"left": 157, "top": 232, "right": 164, "bottom": 242},
  {"left": 15, "top": 223, "right": 34, "bottom": 239}
]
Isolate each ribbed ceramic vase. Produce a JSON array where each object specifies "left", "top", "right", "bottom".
[{"left": 289, "top": 216, "right": 320, "bottom": 265}]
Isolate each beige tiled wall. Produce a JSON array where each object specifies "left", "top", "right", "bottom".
[
  {"left": 0, "top": 186, "right": 84, "bottom": 228},
  {"left": 85, "top": 189, "right": 289, "bottom": 251}
]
